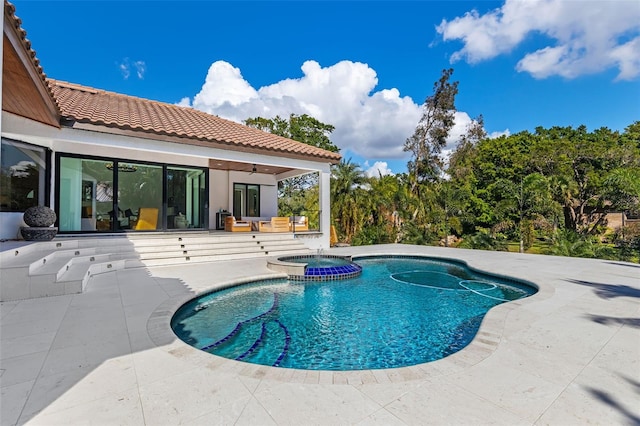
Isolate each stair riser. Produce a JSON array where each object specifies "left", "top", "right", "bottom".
[
  {"left": 1, "top": 233, "right": 311, "bottom": 301},
  {"left": 135, "top": 244, "right": 307, "bottom": 260}
]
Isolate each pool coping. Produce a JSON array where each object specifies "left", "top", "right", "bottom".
[{"left": 147, "top": 252, "right": 553, "bottom": 384}]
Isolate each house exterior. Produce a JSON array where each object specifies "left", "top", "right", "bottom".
[{"left": 1, "top": 1, "right": 341, "bottom": 247}]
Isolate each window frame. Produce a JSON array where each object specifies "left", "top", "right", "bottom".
[
  {"left": 0, "top": 138, "right": 50, "bottom": 212},
  {"left": 233, "top": 183, "right": 260, "bottom": 218}
]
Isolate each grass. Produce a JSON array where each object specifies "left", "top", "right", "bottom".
[{"left": 507, "top": 241, "right": 549, "bottom": 254}]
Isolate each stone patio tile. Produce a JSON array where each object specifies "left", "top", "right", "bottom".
[
  {"left": 238, "top": 374, "right": 262, "bottom": 394},
  {"left": 439, "top": 360, "right": 564, "bottom": 422},
  {"left": 18, "top": 356, "right": 138, "bottom": 423},
  {"left": 116, "top": 276, "right": 173, "bottom": 309},
  {"left": 535, "top": 380, "right": 638, "bottom": 425},
  {"left": 130, "top": 347, "right": 199, "bottom": 387},
  {"left": 588, "top": 325, "right": 640, "bottom": 373},
  {"left": 26, "top": 387, "right": 144, "bottom": 426},
  {"left": 188, "top": 395, "right": 276, "bottom": 426},
  {"left": 138, "top": 367, "right": 252, "bottom": 425},
  {"left": 539, "top": 325, "right": 640, "bottom": 425},
  {"left": 0, "top": 295, "right": 71, "bottom": 325},
  {"left": 127, "top": 330, "right": 156, "bottom": 353},
  {"left": 234, "top": 396, "right": 279, "bottom": 426},
  {"left": 355, "top": 381, "right": 420, "bottom": 407},
  {"left": 355, "top": 408, "right": 407, "bottom": 425},
  {"left": 50, "top": 314, "right": 129, "bottom": 349},
  {"left": 0, "top": 380, "right": 33, "bottom": 426},
  {"left": 0, "top": 300, "right": 19, "bottom": 319},
  {"left": 254, "top": 382, "right": 382, "bottom": 424},
  {"left": 40, "top": 338, "right": 133, "bottom": 377},
  {"left": 472, "top": 340, "right": 586, "bottom": 387},
  {"left": 0, "top": 316, "right": 64, "bottom": 341},
  {"left": 0, "top": 331, "right": 56, "bottom": 360},
  {"left": 0, "top": 350, "right": 47, "bottom": 388},
  {"left": 385, "top": 381, "right": 525, "bottom": 425}
]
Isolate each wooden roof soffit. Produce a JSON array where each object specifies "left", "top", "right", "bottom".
[{"left": 2, "top": 1, "right": 60, "bottom": 127}]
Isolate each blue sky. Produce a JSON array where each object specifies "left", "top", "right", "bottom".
[{"left": 14, "top": 1, "right": 640, "bottom": 175}]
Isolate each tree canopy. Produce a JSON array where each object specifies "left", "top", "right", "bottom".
[{"left": 243, "top": 79, "right": 640, "bottom": 263}]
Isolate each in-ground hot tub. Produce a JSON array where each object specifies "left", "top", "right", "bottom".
[{"left": 267, "top": 254, "right": 362, "bottom": 280}]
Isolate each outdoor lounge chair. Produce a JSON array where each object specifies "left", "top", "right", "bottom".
[
  {"left": 289, "top": 216, "right": 309, "bottom": 232},
  {"left": 258, "top": 217, "right": 290, "bottom": 232},
  {"left": 225, "top": 216, "right": 251, "bottom": 232},
  {"left": 134, "top": 207, "right": 159, "bottom": 230}
]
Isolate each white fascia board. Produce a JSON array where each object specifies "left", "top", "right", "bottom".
[
  {"left": 2, "top": 112, "right": 332, "bottom": 174},
  {"left": 1, "top": 112, "right": 57, "bottom": 147}
]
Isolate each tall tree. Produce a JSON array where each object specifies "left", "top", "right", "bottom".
[
  {"left": 448, "top": 114, "right": 486, "bottom": 184},
  {"left": 244, "top": 114, "right": 339, "bottom": 153},
  {"left": 244, "top": 114, "right": 339, "bottom": 218},
  {"left": 404, "top": 68, "right": 459, "bottom": 190}
]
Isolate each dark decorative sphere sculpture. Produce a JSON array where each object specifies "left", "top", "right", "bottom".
[
  {"left": 21, "top": 206, "right": 58, "bottom": 241},
  {"left": 23, "top": 206, "right": 57, "bottom": 227}
]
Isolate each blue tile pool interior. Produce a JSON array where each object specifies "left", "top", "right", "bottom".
[
  {"left": 278, "top": 254, "right": 363, "bottom": 281},
  {"left": 171, "top": 255, "right": 537, "bottom": 371}
]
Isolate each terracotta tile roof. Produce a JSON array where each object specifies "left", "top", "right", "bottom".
[
  {"left": 4, "top": 1, "right": 59, "bottom": 113},
  {"left": 49, "top": 80, "right": 342, "bottom": 163}
]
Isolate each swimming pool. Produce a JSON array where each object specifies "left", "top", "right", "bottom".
[{"left": 171, "top": 256, "right": 536, "bottom": 370}]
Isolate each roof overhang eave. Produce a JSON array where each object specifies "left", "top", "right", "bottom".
[{"left": 66, "top": 119, "right": 342, "bottom": 165}]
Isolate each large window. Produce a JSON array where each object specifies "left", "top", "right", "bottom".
[
  {"left": 57, "top": 154, "right": 207, "bottom": 232},
  {"left": 233, "top": 183, "right": 260, "bottom": 218},
  {"left": 0, "top": 139, "right": 47, "bottom": 212}
]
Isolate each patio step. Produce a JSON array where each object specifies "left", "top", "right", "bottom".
[{"left": 0, "top": 231, "right": 313, "bottom": 301}]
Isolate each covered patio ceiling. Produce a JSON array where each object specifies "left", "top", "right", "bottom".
[{"left": 207, "top": 159, "right": 299, "bottom": 176}]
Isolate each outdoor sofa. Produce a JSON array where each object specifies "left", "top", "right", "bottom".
[
  {"left": 225, "top": 216, "right": 251, "bottom": 232},
  {"left": 258, "top": 217, "right": 290, "bottom": 232}
]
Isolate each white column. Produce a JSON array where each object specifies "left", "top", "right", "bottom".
[{"left": 319, "top": 165, "right": 331, "bottom": 249}]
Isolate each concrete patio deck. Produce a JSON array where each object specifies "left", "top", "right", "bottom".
[{"left": 1, "top": 244, "right": 638, "bottom": 425}]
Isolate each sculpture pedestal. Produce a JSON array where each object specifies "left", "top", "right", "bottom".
[{"left": 20, "top": 227, "right": 58, "bottom": 241}]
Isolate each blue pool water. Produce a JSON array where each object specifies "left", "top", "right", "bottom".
[{"left": 171, "top": 256, "right": 536, "bottom": 370}]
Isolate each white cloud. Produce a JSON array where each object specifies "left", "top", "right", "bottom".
[
  {"left": 180, "top": 60, "right": 503, "bottom": 167},
  {"left": 119, "top": 62, "right": 130, "bottom": 80},
  {"left": 117, "top": 58, "right": 146, "bottom": 80},
  {"left": 437, "top": 0, "right": 640, "bottom": 80},
  {"left": 133, "top": 61, "right": 146, "bottom": 79},
  {"left": 181, "top": 60, "right": 421, "bottom": 160},
  {"left": 364, "top": 161, "right": 394, "bottom": 177},
  {"left": 489, "top": 129, "right": 511, "bottom": 139}
]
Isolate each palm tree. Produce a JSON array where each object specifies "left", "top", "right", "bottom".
[
  {"left": 331, "top": 159, "right": 366, "bottom": 243},
  {"left": 491, "top": 173, "right": 558, "bottom": 252}
]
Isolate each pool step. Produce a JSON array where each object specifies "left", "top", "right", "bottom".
[
  {"left": 0, "top": 232, "right": 312, "bottom": 301},
  {"left": 197, "top": 318, "right": 291, "bottom": 368}
]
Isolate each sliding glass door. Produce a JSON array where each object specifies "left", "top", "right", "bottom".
[
  {"left": 57, "top": 154, "right": 207, "bottom": 232},
  {"left": 59, "top": 157, "right": 114, "bottom": 232},
  {"left": 116, "top": 163, "right": 162, "bottom": 231},
  {"left": 167, "top": 167, "right": 206, "bottom": 229}
]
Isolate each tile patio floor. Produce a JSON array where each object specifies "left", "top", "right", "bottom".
[{"left": 1, "top": 244, "right": 639, "bottom": 425}]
